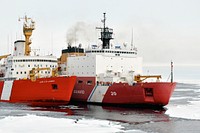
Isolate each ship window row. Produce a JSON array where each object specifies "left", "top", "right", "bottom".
[
  {"left": 78, "top": 80, "right": 93, "bottom": 85},
  {"left": 16, "top": 71, "right": 51, "bottom": 75},
  {"left": 14, "top": 64, "right": 57, "bottom": 68},
  {"left": 71, "top": 72, "right": 95, "bottom": 75},
  {"left": 68, "top": 65, "right": 94, "bottom": 68},
  {"left": 86, "top": 50, "right": 136, "bottom": 54},
  {"left": 16, "top": 71, "right": 27, "bottom": 74},
  {"left": 9, "top": 59, "right": 57, "bottom": 63}
]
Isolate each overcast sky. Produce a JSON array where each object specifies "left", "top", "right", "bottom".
[{"left": 0, "top": 0, "right": 200, "bottom": 65}]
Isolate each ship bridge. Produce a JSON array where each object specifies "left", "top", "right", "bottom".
[{"left": 85, "top": 49, "right": 137, "bottom": 57}]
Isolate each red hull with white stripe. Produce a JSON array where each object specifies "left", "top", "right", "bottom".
[
  {"left": 0, "top": 16, "right": 77, "bottom": 106},
  {"left": 71, "top": 77, "right": 176, "bottom": 106},
  {"left": 61, "top": 13, "right": 176, "bottom": 107},
  {"left": 0, "top": 76, "right": 76, "bottom": 105}
]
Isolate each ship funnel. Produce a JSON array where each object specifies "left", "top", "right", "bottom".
[{"left": 13, "top": 40, "right": 25, "bottom": 56}]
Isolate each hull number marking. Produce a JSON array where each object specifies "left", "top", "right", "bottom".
[{"left": 111, "top": 91, "right": 117, "bottom": 96}]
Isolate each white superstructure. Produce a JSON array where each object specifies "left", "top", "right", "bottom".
[
  {"left": 66, "top": 48, "right": 142, "bottom": 85},
  {"left": 5, "top": 55, "right": 57, "bottom": 79},
  {"left": 62, "top": 13, "right": 143, "bottom": 85},
  {"left": 1, "top": 16, "right": 58, "bottom": 80}
]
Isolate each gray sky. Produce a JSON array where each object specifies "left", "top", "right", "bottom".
[{"left": 0, "top": 0, "right": 200, "bottom": 65}]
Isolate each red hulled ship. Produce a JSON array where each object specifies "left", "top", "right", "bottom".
[
  {"left": 0, "top": 16, "right": 76, "bottom": 105},
  {"left": 60, "top": 13, "right": 176, "bottom": 107}
]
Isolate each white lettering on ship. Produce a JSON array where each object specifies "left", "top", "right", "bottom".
[
  {"left": 111, "top": 91, "right": 117, "bottom": 96},
  {"left": 73, "top": 90, "right": 85, "bottom": 94},
  {"left": 39, "top": 80, "right": 55, "bottom": 83}
]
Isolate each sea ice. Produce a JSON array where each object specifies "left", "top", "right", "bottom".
[
  {"left": 166, "top": 101, "right": 200, "bottom": 120},
  {"left": 0, "top": 114, "right": 145, "bottom": 133}
]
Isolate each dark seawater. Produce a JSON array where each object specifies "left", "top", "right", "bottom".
[{"left": 1, "top": 66, "right": 200, "bottom": 133}]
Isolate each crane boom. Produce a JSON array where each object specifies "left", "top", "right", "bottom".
[
  {"left": 134, "top": 75, "right": 162, "bottom": 83},
  {"left": 0, "top": 54, "right": 11, "bottom": 60}
]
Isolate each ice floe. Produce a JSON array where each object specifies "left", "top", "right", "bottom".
[
  {"left": 166, "top": 101, "right": 200, "bottom": 120},
  {"left": 0, "top": 114, "right": 144, "bottom": 133}
]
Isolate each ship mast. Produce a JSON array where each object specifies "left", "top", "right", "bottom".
[
  {"left": 131, "top": 28, "right": 133, "bottom": 50},
  {"left": 19, "top": 15, "right": 35, "bottom": 56},
  {"left": 96, "top": 13, "right": 113, "bottom": 49}
]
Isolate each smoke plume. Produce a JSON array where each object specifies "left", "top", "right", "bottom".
[{"left": 66, "top": 22, "right": 97, "bottom": 47}]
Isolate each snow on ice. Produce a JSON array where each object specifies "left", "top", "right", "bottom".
[
  {"left": 166, "top": 100, "right": 200, "bottom": 120},
  {"left": 0, "top": 114, "right": 144, "bottom": 133}
]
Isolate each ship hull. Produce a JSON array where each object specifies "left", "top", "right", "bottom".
[
  {"left": 71, "top": 77, "right": 176, "bottom": 106},
  {"left": 0, "top": 76, "right": 76, "bottom": 105}
]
